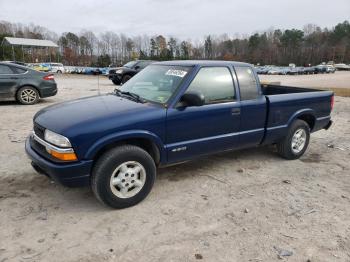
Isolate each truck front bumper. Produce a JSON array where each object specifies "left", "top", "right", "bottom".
[{"left": 25, "top": 137, "right": 93, "bottom": 187}]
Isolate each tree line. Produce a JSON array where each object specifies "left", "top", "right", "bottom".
[{"left": 0, "top": 20, "right": 349, "bottom": 67}]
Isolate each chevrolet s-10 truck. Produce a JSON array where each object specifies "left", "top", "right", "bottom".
[{"left": 25, "top": 61, "right": 333, "bottom": 208}]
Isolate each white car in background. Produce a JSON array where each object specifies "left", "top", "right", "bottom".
[
  {"left": 49, "top": 63, "right": 65, "bottom": 74},
  {"left": 334, "top": 63, "right": 350, "bottom": 71}
]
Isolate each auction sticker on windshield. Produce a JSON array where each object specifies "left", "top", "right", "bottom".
[{"left": 165, "top": 69, "right": 188, "bottom": 77}]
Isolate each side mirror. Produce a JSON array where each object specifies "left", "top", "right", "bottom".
[
  {"left": 180, "top": 91, "right": 205, "bottom": 107},
  {"left": 134, "top": 66, "right": 140, "bottom": 70}
]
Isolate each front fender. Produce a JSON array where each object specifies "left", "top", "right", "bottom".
[{"left": 84, "top": 130, "right": 166, "bottom": 162}]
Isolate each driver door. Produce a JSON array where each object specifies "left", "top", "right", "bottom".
[{"left": 165, "top": 66, "right": 241, "bottom": 163}]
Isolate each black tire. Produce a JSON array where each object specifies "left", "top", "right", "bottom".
[
  {"left": 57, "top": 70, "right": 62, "bottom": 74},
  {"left": 276, "top": 119, "right": 310, "bottom": 160},
  {"left": 16, "top": 86, "right": 40, "bottom": 105},
  {"left": 112, "top": 79, "right": 120, "bottom": 85},
  {"left": 91, "top": 145, "right": 156, "bottom": 209},
  {"left": 121, "top": 75, "right": 131, "bottom": 84}
]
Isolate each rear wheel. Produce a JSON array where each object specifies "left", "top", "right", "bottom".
[
  {"left": 91, "top": 145, "right": 156, "bottom": 209},
  {"left": 277, "top": 119, "right": 310, "bottom": 160},
  {"left": 17, "top": 86, "right": 39, "bottom": 105}
]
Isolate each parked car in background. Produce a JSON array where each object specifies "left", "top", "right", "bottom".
[
  {"left": 296, "top": 67, "right": 306, "bottom": 75},
  {"left": 0, "top": 62, "right": 57, "bottom": 104},
  {"left": 25, "top": 60, "right": 333, "bottom": 208},
  {"left": 84, "top": 67, "right": 99, "bottom": 75},
  {"left": 48, "top": 63, "right": 65, "bottom": 74},
  {"left": 315, "top": 64, "right": 327, "bottom": 74},
  {"left": 303, "top": 66, "right": 316, "bottom": 74},
  {"left": 28, "top": 63, "right": 50, "bottom": 72},
  {"left": 267, "top": 67, "right": 289, "bottom": 75},
  {"left": 259, "top": 66, "right": 273, "bottom": 75},
  {"left": 334, "top": 63, "right": 350, "bottom": 71},
  {"left": 109, "top": 60, "right": 156, "bottom": 85},
  {"left": 325, "top": 65, "right": 336, "bottom": 73},
  {"left": 287, "top": 67, "right": 299, "bottom": 75}
]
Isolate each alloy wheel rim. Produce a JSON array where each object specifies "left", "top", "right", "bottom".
[
  {"left": 291, "top": 128, "right": 307, "bottom": 154},
  {"left": 21, "top": 89, "right": 37, "bottom": 103},
  {"left": 110, "top": 161, "right": 146, "bottom": 198}
]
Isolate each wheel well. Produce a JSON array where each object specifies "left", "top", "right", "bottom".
[
  {"left": 297, "top": 114, "right": 315, "bottom": 130},
  {"left": 16, "top": 85, "right": 41, "bottom": 99},
  {"left": 94, "top": 138, "right": 161, "bottom": 165}
]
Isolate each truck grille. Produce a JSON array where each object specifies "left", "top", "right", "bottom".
[
  {"left": 34, "top": 123, "right": 45, "bottom": 140},
  {"left": 32, "top": 123, "right": 56, "bottom": 162},
  {"left": 30, "top": 135, "right": 47, "bottom": 157}
]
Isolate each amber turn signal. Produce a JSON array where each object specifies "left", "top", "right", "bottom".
[{"left": 48, "top": 149, "right": 78, "bottom": 161}]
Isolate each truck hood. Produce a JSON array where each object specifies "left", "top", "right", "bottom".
[{"left": 34, "top": 94, "right": 163, "bottom": 138}]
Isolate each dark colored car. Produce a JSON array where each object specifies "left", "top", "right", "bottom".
[
  {"left": 25, "top": 60, "right": 333, "bottom": 208},
  {"left": 109, "top": 60, "right": 156, "bottom": 85},
  {"left": 0, "top": 62, "right": 57, "bottom": 105}
]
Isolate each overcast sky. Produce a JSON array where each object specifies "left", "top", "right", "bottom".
[{"left": 0, "top": 0, "right": 349, "bottom": 39}]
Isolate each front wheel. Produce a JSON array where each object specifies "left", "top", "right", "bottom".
[
  {"left": 91, "top": 145, "right": 156, "bottom": 209},
  {"left": 277, "top": 119, "right": 310, "bottom": 160},
  {"left": 112, "top": 79, "right": 120, "bottom": 85},
  {"left": 121, "top": 75, "right": 131, "bottom": 84}
]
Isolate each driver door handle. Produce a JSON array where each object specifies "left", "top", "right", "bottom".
[{"left": 231, "top": 108, "right": 241, "bottom": 115}]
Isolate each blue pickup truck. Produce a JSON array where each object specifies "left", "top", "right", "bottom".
[{"left": 25, "top": 61, "right": 333, "bottom": 208}]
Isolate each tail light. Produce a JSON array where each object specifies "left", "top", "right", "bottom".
[
  {"left": 330, "top": 95, "right": 334, "bottom": 111},
  {"left": 43, "top": 74, "right": 54, "bottom": 81}
]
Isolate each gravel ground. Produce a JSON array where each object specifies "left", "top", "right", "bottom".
[{"left": 0, "top": 74, "right": 349, "bottom": 262}]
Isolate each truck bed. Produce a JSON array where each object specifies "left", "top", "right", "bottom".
[
  {"left": 261, "top": 84, "right": 324, "bottom": 95},
  {"left": 260, "top": 84, "right": 333, "bottom": 145}
]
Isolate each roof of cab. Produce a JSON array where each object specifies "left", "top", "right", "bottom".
[{"left": 154, "top": 60, "right": 252, "bottom": 67}]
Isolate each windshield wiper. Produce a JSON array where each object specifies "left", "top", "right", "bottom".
[{"left": 114, "top": 89, "right": 145, "bottom": 103}]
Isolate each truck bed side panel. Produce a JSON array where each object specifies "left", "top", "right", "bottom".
[{"left": 263, "top": 91, "right": 333, "bottom": 145}]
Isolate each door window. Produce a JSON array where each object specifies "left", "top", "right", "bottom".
[
  {"left": 0, "top": 65, "right": 14, "bottom": 74},
  {"left": 186, "top": 67, "right": 235, "bottom": 104},
  {"left": 12, "top": 67, "right": 27, "bottom": 74}
]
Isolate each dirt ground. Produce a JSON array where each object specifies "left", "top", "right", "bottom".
[{"left": 0, "top": 74, "right": 350, "bottom": 262}]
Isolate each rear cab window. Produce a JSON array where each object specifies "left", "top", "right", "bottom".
[
  {"left": 186, "top": 67, "right": 235, "bottom": 105},
  {"left": 235, "top": 66, "right": 259, "bottom": 100}
]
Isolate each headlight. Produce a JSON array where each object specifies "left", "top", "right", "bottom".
[
  {"left": 115, "top": 69, "right": 123, "bottom": 74},
  {"left": 44, "top": 129, "right": 72, "bottom": 148}
]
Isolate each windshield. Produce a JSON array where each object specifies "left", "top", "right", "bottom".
[
  {"left": 123, "top": 61, "right": 138, "bottom": 68},
  {"left": 119, "top": 65, "right": 192, "bottom": 104}
]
